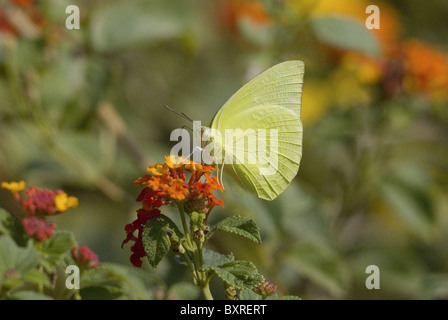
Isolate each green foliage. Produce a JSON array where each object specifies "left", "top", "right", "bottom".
[
  {"left": 203, "top": 260, "right": 263, "bottom": 290},
  {"left": 201, "top": 249, "right": 235, "bottom": 269},
  {"left": 0, "top": 208, "right": 162, "bottom": 299},
  {"left": 142, "top": 214, "right": 183, "bottom": 268},
  {"left": 207, "top": 215, "right": 262, "bottom": 244},
  {"left": 309, "top": 15, "right": 381, "bottom": 57},
  {"left": 39, "top": 231, "right": 76, "bottom": 271}
]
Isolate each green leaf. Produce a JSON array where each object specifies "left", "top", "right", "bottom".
[
  {"left": 81, "top": 262, "right": 163, "bottom": 299},
  {"left": 0, "top": 208, "right": 27, "bottom": 246},
  {"left": 309, "top": 15, "right": 381, "bottom": 57},
  {"left": 378, "top": 178, "right": 433, "bottom": 241},
  {"left": 210, "top": 215, "right": 262, "bottom": 244},
  {"left": 80, "top": 285, "right": 124, "bottom": 300},
  {"left": 203, "top": 260, "right": 263, "bottom": 290},
  {"left": 0, "top": 237, "right": 41, "bottom": 290},
  {"left": 0, "top": 237, "right": 39, "bottom": 275},
  {"left": 9, "top": 291, "right": 54, "bottom": 300},
  {"left": 89, "top": 0, "right": 190, "bottom": 52},
  {"left": 39, "top": 231, "right": 76, "bottom": 269},
  {"left": 202, "top": 248, "right": 234, "bottom": 269},
  {"left": 238, "top": 288, "right": 262, "bottom": 300},
  {"left": 23, "top": 268, "right": 52, "bottom": 288},
  {"left": 142, "top": 214, "right": 183, "bottom": 268}
]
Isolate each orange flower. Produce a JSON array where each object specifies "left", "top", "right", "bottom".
[
  {"left": 12, "top": 0, "right": 36, "bottom": 7},
  {"left": 166, "top": 179, "right": 189, "bottom": 201},
  {"left": 133, "top": 174, "right": 152, "bottom": 187},
  {"left": 218, "top": 0, "right": 272, "bottom": 33},
  {"left": 0, "top": 10, "right": 18, "bottom": 35},
  {"left": 204, "top": 173, "right": 224, "bottom": 192},
  {"left": 401, "top": 40, "right": 448, "bottom": 101},
  {"left": 124, "top": 156, "right": 225, "bottom": 267},
  {"left": 192, "top": 182, "right": 213, "bottom": 196}
]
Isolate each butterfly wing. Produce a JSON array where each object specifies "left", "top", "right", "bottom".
[
  {"left": 216, "top": 105, "right": 302, "bottom": 200},
  {"left": 212, "top": 60, "right": 304, "bottom": 129},
  {"left": 210, "top": 61, "right": 305, "bottom": 200}
]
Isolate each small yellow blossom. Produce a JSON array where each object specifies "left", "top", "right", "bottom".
[
  {"left": 1, "top": 181, "right": 26, "bottom": 193},
  {"left": 165, "top": 155, "right": 187, "bottom": 169},
  {"left": 147, "top": 164, "right": 169, "bottom": 176},
  {"left": 54, "top": 192, "right": 79, "bottom": 213},
  {"left": 185, "top": 161, "right": 203, "bottom": 173}
]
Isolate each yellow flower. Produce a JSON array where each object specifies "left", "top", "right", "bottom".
[
  {"left": 164, "top": 155, "right": 186, "bottom": 169},
  {"left": 301, "top": 80, "right": 332, "bottom": 126},
  {"left": 342, "top": 53, "right": 382, "bottom": 85},
  {"left": 185, "top": 161, "right": 203, "bottom": 173},
  {"left": 401, "top": 39, "right": 448, "bottom": 102},
  {"left": 1, "top": 180, "right": 26, "bottom": 193},
  {"left": 54, "top": 192, "right": 79, "bottom": 213},
  {"left": 147, "top": 163, "right": 169, "bottom": 176}
]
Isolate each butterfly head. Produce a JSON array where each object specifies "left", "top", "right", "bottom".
[{"left": 201, "top": 126, "right": 212, "bottom": 142}]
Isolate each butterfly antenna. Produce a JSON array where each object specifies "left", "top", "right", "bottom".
[
  {"left": 181, "top": 112, "right": 194, "bottom": 122},
  {"left": 181, "top": 125, "right": 193, "bottom": 132},
  {"left": 219, "top": 162, "right": 225, "bottom": 190},
  {"left": 163, "top": 105, "right": 193, "bottom": 123}
]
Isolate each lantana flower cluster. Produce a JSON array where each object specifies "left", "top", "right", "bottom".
[
  {"left": 122, "top": 155, "right": 224, "bottom": 267},
  {"left": 253, "top": 279, "right": 277, "bottom": 298},
  {"left": 2, "top": 181, "right": 78, "bottom": 241},
  {"left": 1, "top": 181, "right": 99, "bottom": 268}
]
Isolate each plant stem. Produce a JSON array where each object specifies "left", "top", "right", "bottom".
[
  {"left": 199, "top": 280, "right": 213, "bottom": 300},
  {"left": 177, "top": 203, "right": 213, "bottom": 300}
]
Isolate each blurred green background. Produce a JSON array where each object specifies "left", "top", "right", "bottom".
[{"left": 1, "top": 0, "right": 448, "bottom": 299}]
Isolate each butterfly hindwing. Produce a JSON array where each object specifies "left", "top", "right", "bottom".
[
  {"left": 213, "top": 105, "right": 302, "bottom": 200},
  {"left": 209, "top": 61, "right": 305, "bottom": 200}
]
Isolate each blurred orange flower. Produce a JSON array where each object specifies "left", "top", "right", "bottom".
[
  {"left": 12, "top": 0, "right": 35, "bottom": 7},
  {"left": 218, "top": 0, "right": 272, "bottom": 33},
  {"left": 401, "top": 40, "right": 448, "bottom": 102}
]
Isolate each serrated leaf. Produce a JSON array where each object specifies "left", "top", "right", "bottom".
[
  {"left": 238, "top": 288, "right": 262, "bottom": 300},
  {"left": 202, "top": 248, "right": 234, "bottom": 269},
  {"left": 40, "top": 231, "right": 76, "bottom": 268},
  {"left": 0, "top": 237, "right": 39, "bottom": 275},
  {"left": 0, "top": 208, "right": 27, "bottom": 246},
  {"left": 142, "top": 214, "right": 183, "bottom": 268},
  {"left": 310, "top": 15, "right": 381, "bottom": 57},
  {"left": 203, "top": 260, "right": 263, "bottom": 290},
  {"left": 211, "top": 215, "right": 262, "bottom": 244}
]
